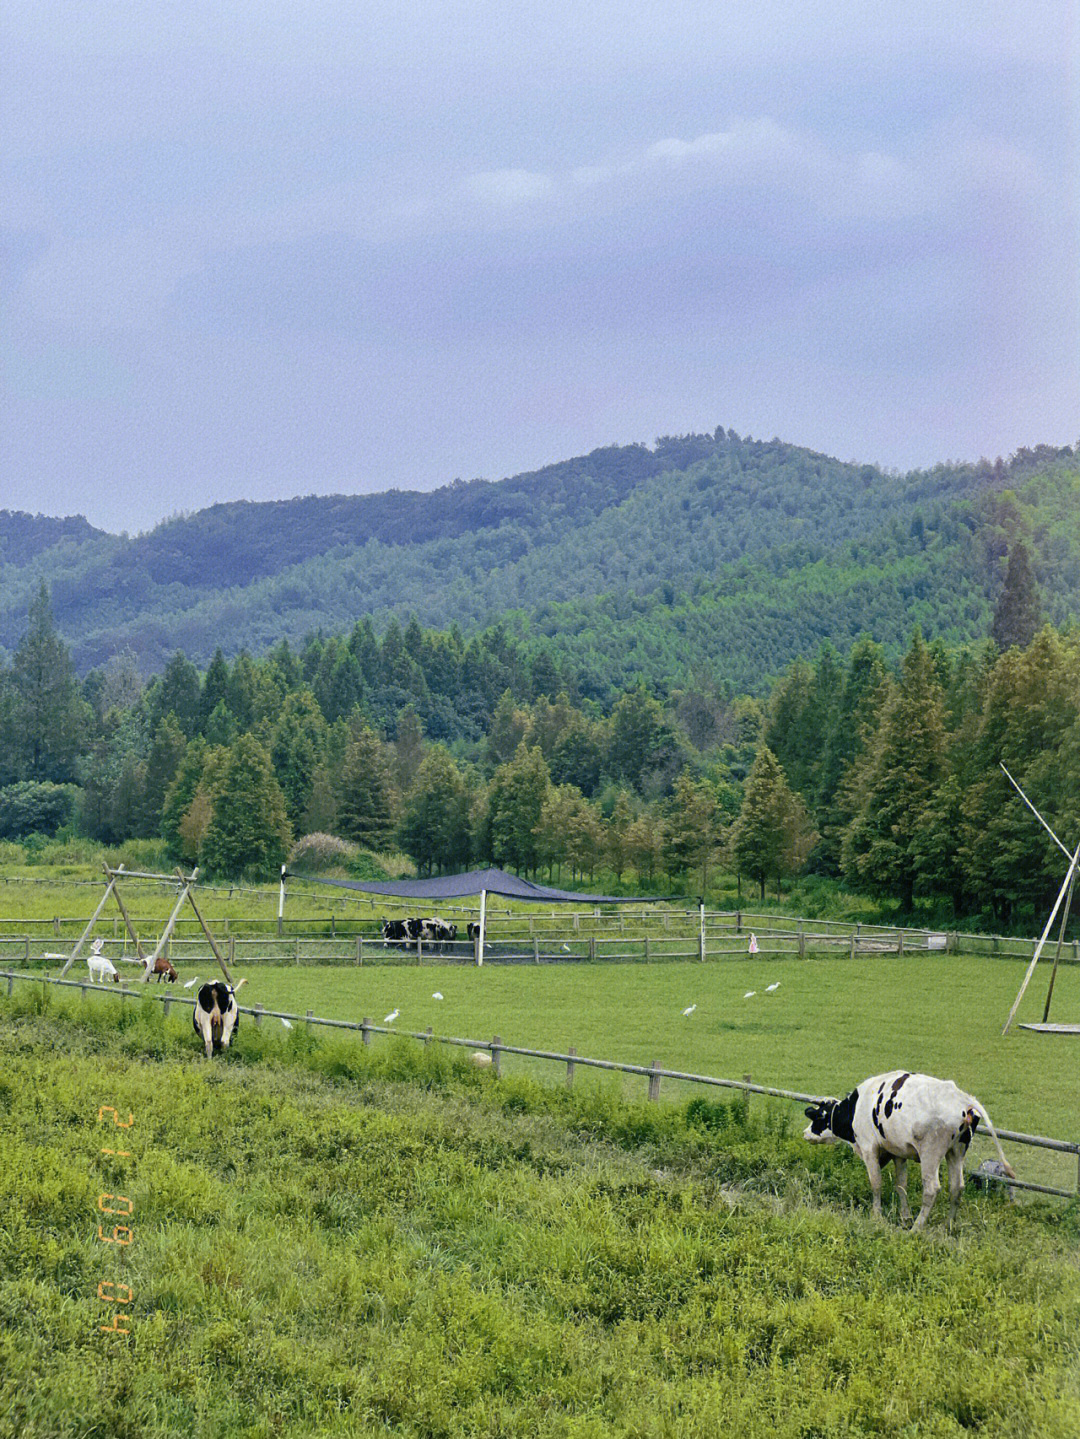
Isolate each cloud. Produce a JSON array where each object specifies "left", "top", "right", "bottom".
[{"left": 466, "top": 168, "right": 556, "bottom": 207}]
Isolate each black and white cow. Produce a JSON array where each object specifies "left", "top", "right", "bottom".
[
  {"left": 803, "top": 1070, "right": 1016, "bottom": 1229},
  {"left": 381, "top": 918, "right": 422, "bottom": 948},
  {"left": 420, "top": 917, "right": 457, "bottom": 945},
  {"left": 467, "top": 922, "right": 482, "bottom": 943},
  {"left": 192, "top": 979, "right": 246, "bottom": 1059}
]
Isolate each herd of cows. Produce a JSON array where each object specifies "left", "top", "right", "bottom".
[{"left": 380, "top": 916, "right": 479, "bottom": 948}]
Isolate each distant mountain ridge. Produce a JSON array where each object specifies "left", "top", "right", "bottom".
[{"left": 1, "top": 431, "right": 1076, "bottom": 690}]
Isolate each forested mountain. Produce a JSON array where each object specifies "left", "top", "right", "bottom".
[{"left": 1, "top": 432, "right": 1077, "bottom": 691}]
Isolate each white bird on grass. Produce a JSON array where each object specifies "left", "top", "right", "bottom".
[
  {"left": 183, "top": 975, "right": 200, "bottom": 989},
  {"left": 432, "top": 992, "right": 443, "bottom": 1000},
  {"left": 561, "top": 944, "right": 570, "bottom": 953},
  {"left": 743, "top": 991, "right": 756, "bottom": 999},
  {"left": 384, "top": 1009, "right": 399, "bottom": 1024},
  {"left": 281, "top": 1017, "right": 293, "bottom": 1029},
  {"left": 682, "top": 1004, "right": 697, "bottom": 1017},
  {"left": 766, "top": 982, "right": 781, "bottom": 992}
]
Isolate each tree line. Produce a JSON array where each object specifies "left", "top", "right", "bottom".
[{"left": 0, "top": 546, "right": 1073, "bottom": 929}]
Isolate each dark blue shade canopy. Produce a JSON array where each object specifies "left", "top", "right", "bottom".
[{"left": 284, "top": 866, "right": 671, "bottom": 904}]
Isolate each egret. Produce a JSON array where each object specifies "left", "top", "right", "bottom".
[
  {"left": 743, "top": 991, "right": 756, "bottom": 999},
  {"left": 766, "top": 982, "right": 781, "bottom": 992},
  {"left": 281, "top": 1017, "right": 293, "bottom": 1029},
  {"left": 432, "top": 992, "right": 444, "bottom": 1000},
  {"left": 682, "top": 1004, "right": 697, "bottom": 1017},
  {"left": 561, "top": 944, "right": 570, "bottom": 952},
  {"left": 183, "top": 975, "right": 200, "bottom": 989},
  {"left": 384, "top": 1009, "right": 399, "bottom": 1024}
]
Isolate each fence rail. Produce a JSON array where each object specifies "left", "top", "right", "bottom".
[
  {"left": 2, "top": 967, "right": 1076, "bottom": 1201},
  {"left": 1, "top": 926, "right": 1076, "bottom": 969}
]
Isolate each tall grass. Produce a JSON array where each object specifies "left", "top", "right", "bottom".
[{"left": 2, "top": 999, "right": 1078, "bottom": 1438}]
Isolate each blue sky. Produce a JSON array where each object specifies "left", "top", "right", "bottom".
[{"left": 2, "top": 2, "right": 1077, "bottom": 533}]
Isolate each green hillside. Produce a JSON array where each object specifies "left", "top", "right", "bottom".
[{"left": 2, "top": 432, "right": 1076, "bottom": 683}]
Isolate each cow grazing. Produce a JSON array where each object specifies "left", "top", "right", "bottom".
[
  {"left": 803, "top": 1071, "right": 1016, "bottom": 1229},
  {"left": 87, "top": 954, "right": 120, "bottom": 984},
  {"left": 467, "top": 922, "right": 481, "bottom": 942},
  {"left": 192, "top": 979, "right": 246, "bottom": 1058}
]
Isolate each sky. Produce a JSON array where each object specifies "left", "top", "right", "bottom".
[{"left": 2, "top": 2, "right": 1078, "bottom": 535}]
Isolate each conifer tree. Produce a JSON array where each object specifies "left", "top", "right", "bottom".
[
  {"left": 841, "top": 631, "right": 946, "bottom": 911},
  {"left": 991, "top": 541, "right": 1041, "bottom": 651},
  {"left": 200, "top": 735, "right": 292, "bottom": 876},
  {"left": 398, "top": 745, "right": 471, "bottom": 873},
  {"left": 732, "top": 746, "right": 811, "bottom": 900},
  {"left": 486, "top": 743, "right": 550, "bottom": 874},
  {"left": 337, "top": 726, "right": 397, "bottom": 851},
  {"left": 11, "top": 582, "right": 87, "bottom": 782}
]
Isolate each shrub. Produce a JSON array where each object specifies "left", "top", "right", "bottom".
[
  {"left": 289, "top": 832, "right": 359, "bottom": 873},
  {"left": 0, "top": 782, "right": 80, "bottom": 840}
]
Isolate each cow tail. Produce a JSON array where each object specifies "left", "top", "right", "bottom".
[{"left": 971, "top": 1099, "right": 1017, "bottom": 1179}]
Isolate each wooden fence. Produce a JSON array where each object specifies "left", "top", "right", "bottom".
[
  {"left": 0, "top": 907, "right": 1075, "bottom": 968},
  {"left": 2, "top": 967, "right": 1077, "bottom": 1201}
]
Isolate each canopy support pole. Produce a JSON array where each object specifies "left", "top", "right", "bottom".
[
  {"left": 278, "top": 866, "right": 287, "bottom": 937},
  {"left": 477, "top": 889, "right": 486, "bottom": 968},
  {"left": 699, "top": 900, "right": 706, "bottom": 962}
]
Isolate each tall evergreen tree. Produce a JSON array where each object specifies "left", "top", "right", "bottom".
[
  {"left": 991, "top": 541, "right": 1041, "bottom": 651},
  {"left": 270, "top": 690, "right": 328, "bottom": 833},
  {"left": 337, "top": 727, "right": 397, "bottom": 851},
  {"left": 732, "top": 746, "right": 811, "bottom": 900},
  {"left": 485, "top": 743, "right": 550, "bottom": 874},
  {"left": 200, "top": 735, "right": 292, "bottom": 877},
  {"left": 11, "top": 583, "right": 86, "bottom": 781},
  {"left": 841, "top": 631, "right": 946, "bottom": 911},
  {"left": 397, "top": 745, "right": 471, "bottom": 874}
]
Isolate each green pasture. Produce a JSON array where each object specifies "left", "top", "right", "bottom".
[
  {"left": 20, "top": 951, "right": 1080, "bottom": 1191},
  {"left": 1, "top": 998, "right": 1078, "bottom": 1439}
]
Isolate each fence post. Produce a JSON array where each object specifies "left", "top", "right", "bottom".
[
  {"left": 798, "top": 930, "right": 806, "bottom": 959},
  {"left": 850, "top": 934, "right": 856, "bottom": 960},
  {"left": 566, "top": 1045, "right": 576, "bottom": 1089},
  {"left": 254, "top": 1004, "right": 263, "bottom": 1027},
  {"left": 357, "top": 937, "right": 363, "bottom": 966},
  {"left": 295, "top": 938, "right": 300, "bottom": 966},
  {"left": 229, "top": 935, "right": 236, "bottom": 968},
  {"left": 361, "top": 1017, "right": 371, "bottom": 1046},
  {"left": 648, "top": 1059, "right": 662, "bottom": 1102},
  {"left": 6, "top": 974, "right": 12, "bottom": 996},
  {"left": 54, "top": 916, "right": 60, "bottom": 936},
  {"left": 424, "top": 1026, "right": 433, "bottom": 1046},
  {"left": 644, "top": 936, "right": 650, "bottom": 963},
  {"left": 735, "top": 911, "right": 741, "bottom": 935},
  {"left": 80, "top": 982, "right": 87, "bottom": 1003},
  {"left": 948, "top": 932, "right": 959, "bottom": 954},
  {"left": 306, "top": 1009, "right": 313, "bottom": 1032},
  {"left": 491, "top": 1035, "right": 502, "bottom": 1077},
  {"left": 589, "top": 938, "right": 596, "bottom": 962},
  {"left": 533, "top": 937, "right": 539, "bottom": 964},
  {"left": 897, "top": 931, "right": 904, "bottom": 956},
  {"left": 163, "top": 994, "right": 171, "bottom": 1017}
]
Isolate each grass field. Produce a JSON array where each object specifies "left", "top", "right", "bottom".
[
  {"left": 13, "top": 950, "right": 1079, "bottom": 1193},
  {"left": 222, "top": 955, "right": 1079, "bottom": 1167},
  {"left": 1, "top": 995, "right": 1078, "bottom": 1439}
]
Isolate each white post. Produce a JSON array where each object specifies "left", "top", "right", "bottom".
[
  {"left": 477, "top": 889, "right": 487, "bottom": 968},
  {"left": 1003, "top": 838, "right": 1080, "bottom": 1033},
  {"left": 699, "top": 901, "right": 706, "bottom": 963},
  {"left": 278, "top": 866, "right": 286, "bottom": 937}
]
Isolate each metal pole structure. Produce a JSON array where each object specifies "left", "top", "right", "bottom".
[
  {"left": 108, "top": 871, "right": 147, "bottom": 962},
  {"left": 1003, "top": 839, "right": 1080, "bottom": 1033},
  {"left": 278, "top": 866, "right": 286, "bottom": 937},
  {"left": 1042, "top": 865, "right": 1077, "bottom": 1023},
  {"left": 699, "top": 900, "right": 706, "bottom": 963},
  {"left": 142, "top": 869, "right": 198, "bottom": 981},
  {"left": 57, "top": 868, "right": 119, "bottom": 977},
  {"left": 477, "top": 889, "right": 486, "bottom": 968}
]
